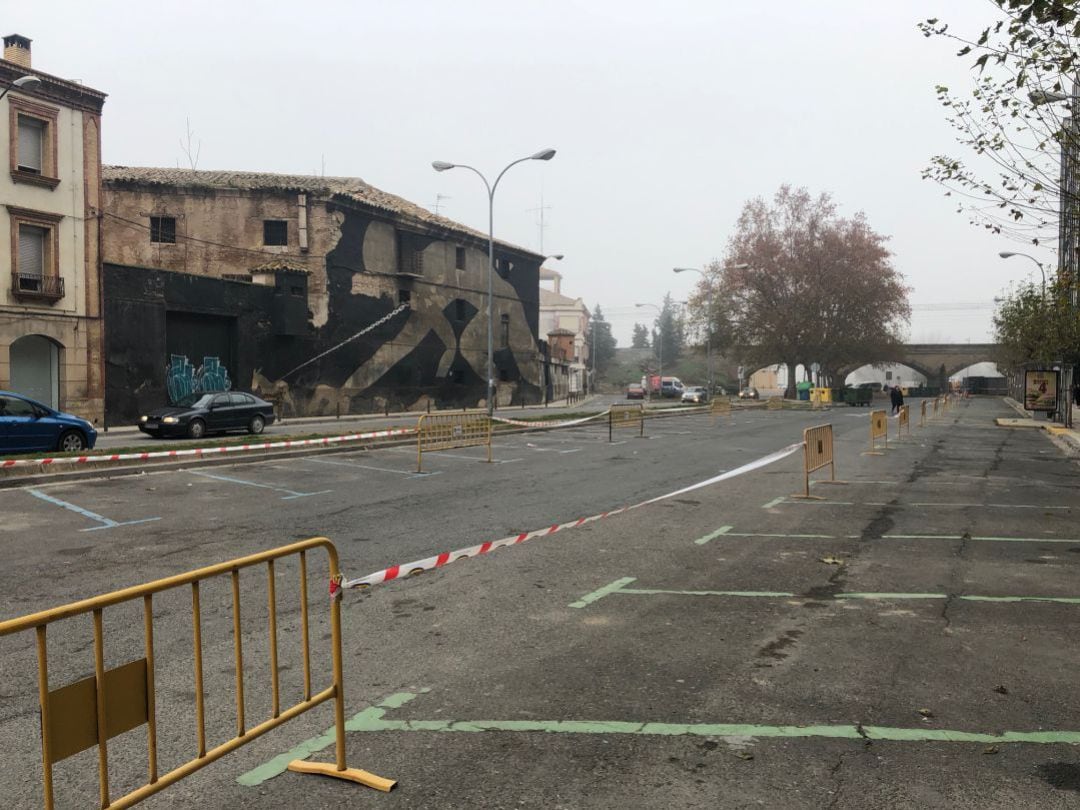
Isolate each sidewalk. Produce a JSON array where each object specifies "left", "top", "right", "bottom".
[{"left": 999, "top": 396, "right": 1080, "bottom": 453}]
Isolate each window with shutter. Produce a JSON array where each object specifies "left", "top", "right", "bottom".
[
  {"left": 18, "top": 225, "right": 45, "bottom": 278},
  {"left": 17, "top": 116, "right": 44, "bottom": 174}
]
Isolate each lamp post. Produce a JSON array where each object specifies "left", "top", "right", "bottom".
[
  {"left": 673, "top": 263, "right": 748, "bottom": 396},
  {"left": 0, "top": 74, "right": 42, "bottom": 103},
  {"left": 636, "top": 302, "right": 662, "bottom": 401},
  {"left": 433, "top": 148, "right": 557, "bottom": 416},
  {"left": 998, "top": 251, "right": 1047, "bottom": 296}
]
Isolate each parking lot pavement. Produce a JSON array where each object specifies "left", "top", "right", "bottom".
[{"left": 3, "top": 398, "right": 1079, "bottom": 808}]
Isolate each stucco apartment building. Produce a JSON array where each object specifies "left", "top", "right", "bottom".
[
  {"left": 0, "top": 35, "right": 106, "bottom": 421},
  {"left": 539, "top": 267, "right": 589, "bottom": 394},
  {"left": 100, "top": 167, "right": 548, "bottom": 421}
]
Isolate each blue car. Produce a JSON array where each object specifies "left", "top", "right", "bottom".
[{"left": 0, "top": 390, "right": 98, "bottom": 454}]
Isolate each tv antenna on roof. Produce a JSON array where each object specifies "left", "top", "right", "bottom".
[{"left": 433, "top": 193, "right": 451, "bottom": 215}]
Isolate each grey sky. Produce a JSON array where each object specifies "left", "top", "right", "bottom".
[{"left": 9, "top": 0, "right": 1044, "bottom": 345}]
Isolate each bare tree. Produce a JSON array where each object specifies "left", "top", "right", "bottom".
[{"left": 179, "top": 117, "right": 201, "bottom": 171}]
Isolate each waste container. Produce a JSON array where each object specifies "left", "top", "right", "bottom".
[
  {"left": 796, "top": 381, "right": 813, "bottom": 401},
  {"left": 812, "top": 387, "right": 831, "bottom": 403}
]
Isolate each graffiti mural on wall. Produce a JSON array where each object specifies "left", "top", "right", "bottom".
[{"left": 166, "top": 355, "right": 233, "bottom": 403}]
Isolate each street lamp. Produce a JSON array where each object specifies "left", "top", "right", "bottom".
[
  {"left": 433, "top": 148, "right": 557, "bottom": 416},
  {"left": 0, "top": 74, "right": 42, "bottom": 103},
  {"left": 636, "top": 302, "right": 662, "bottom": 401},
  {"left": 673, "top": 263, "right": 749, "bottom": 395},
  {"left": 998, "top": 251, "right": 1047, "bottom": 296}
]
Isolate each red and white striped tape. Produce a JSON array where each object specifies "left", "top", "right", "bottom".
[
  {"left": 342, "top": 440, "right": 803, "bottom": 589},
  {"left": 491, "top": 411, "right": 611, "bottom": 429},
  {"left": 0, "top": 426, "right": 416, "bottom": 469}
]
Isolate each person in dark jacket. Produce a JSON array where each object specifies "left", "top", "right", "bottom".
[{"left": 889, "top": 384, "right": 903, "bottom": 415}]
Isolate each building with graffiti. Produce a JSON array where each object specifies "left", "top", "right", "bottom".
[{"left": 100, "top": 168, "right": 547, "bottom": 423}]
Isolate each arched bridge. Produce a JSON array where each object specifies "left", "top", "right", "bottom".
[{"left": 837, "top": 344, "right": 1001, "bottom": 383}]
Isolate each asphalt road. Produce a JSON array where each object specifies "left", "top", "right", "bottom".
[{"left": 2, "top": 398, "right": 1078, "bottom": 808}]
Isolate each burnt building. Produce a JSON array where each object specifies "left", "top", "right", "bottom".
[{"left": 101, "top": 168, "right": 545, "bottom": 423}]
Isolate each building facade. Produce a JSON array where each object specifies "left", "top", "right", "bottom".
[
  {"left": 101, "top": 168, "right": 546, "bottom": 421},
  {"left": 538, "top": 267, "right": 589, "bottom": 394},
  {"left": 0, "top": 35, "right": 106, "bottom": 421}
]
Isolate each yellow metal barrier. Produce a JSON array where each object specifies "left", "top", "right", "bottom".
[
  {"left": 920, "top": 399, "right": 927, "bottom": 427},
  {"left": 767, "top": 396, "right": 783, "bottom": 411},
  {"left": 710, "top": 397, "right": 733, "bottom": 426},
  {"left": 609, "top": 403, "right": 645, "bottom": 441},
  {"left": 793, "top": 424, "right": 845, "bottom": 498},
  {"left": 897, "top": 404, "right": 911, "bottom": 438},
  {"left": 416, "top": 412, "right": 492, "bottom": 472},
  {"left": 0, "top": 538, "right": 394, "bottom": 810},
  {"left": 867, "top": 409, "right": 888, "bottom": 454}
]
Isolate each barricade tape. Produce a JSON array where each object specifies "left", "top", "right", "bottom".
[
  {"left": 0, "top": 426, "right": 417, "bottom": 469},
  {"left": 491, "top": 411, "right": 612, "bottom": 429},
  {"left": 342, "top": 440, "right": 802, "bottom": 589}
]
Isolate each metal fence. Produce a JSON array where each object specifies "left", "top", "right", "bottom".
[{"left": 416, "top": 412, "right": 492, "bottom": 472}]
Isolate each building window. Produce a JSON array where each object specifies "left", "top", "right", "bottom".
[
  {"left": 455, "top": 246, "right": 466, "bottom": 270},
  {"left": 8, "top": 98, "right": 60, "bottom": 188},
  {"left": 501, "top": 314, "right": 510, "bottom": 348},
  {"left": 7, "top": 206, "right": 64, "bottom": 301},
  {"left": 264, "top": 220, "right": 288, "bottom": 246},
  {"left": 150, "top": 216, "right": 176, "bottom": 244}
]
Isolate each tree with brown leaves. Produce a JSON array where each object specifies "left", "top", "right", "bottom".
[{"left": 688, "top": 186, "right": 910, "bottom": 397}]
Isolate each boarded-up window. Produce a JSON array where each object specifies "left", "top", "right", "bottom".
[{"left": 263, "top": 220, "right": 288, "bottom": 246}]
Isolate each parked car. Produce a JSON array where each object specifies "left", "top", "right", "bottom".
[
  {"left": 139, "top": 391, "right": 276, "bottom": 439},
  {"left": 659, "top": 377, "right": 685, "bottom": 398},
  {"left": 0, "top": 391, "right": 98, "bottom": 454},
  {"left": 626, "top": 383, "right": 645, "bottom": 400},
  {"left": 681, "top": 386, "right": 709, "bottom": 404},
  {"left": 738, "top": 387, "right": 760, "bottom": 400}
]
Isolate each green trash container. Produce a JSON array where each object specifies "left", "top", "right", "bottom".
[{"left": 796, "top": 381, "right": 812, "bottom": 401}]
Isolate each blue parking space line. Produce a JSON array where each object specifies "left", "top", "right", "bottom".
[
  {"left": 188, "top": 470, "right": 332, "bottom": 499},
  {"left": 27, "top": 489, "right": 160, "bottom": 532}
]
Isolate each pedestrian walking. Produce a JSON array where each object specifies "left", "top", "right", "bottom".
[{"left": 889, "top": 384, "right": 903, "bottom": 416}]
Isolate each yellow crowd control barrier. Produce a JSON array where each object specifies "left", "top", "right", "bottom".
[
  {"left": 767, "top": 396, "right": 783, "bottom": 411},
  {"left": 710, "top": 397, "right": 733, "bottom": 425},
  {"left": 609, "top": 403, "right": 645, "bottom": 441},
  {"left": 867, "top": 409, "right": 888, "bottom": 455},
  {"left": 793, "top": 424, "right": 845, "bottom": 499},
  {"left": 0, "top": 538, "right": 394, "bottom": 810},
  {"left": 920, "top": 399, "right": 927, "bottom": 427},
  {"left": 897, "top": 404, "right": 911, "bottom": 438},
  {"left": 416, "top": 412, "right": 492, "bottom": 472}
]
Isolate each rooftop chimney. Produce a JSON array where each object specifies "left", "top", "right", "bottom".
[{"left": 3, "top": 34, "right": 31, "bottom": 69}]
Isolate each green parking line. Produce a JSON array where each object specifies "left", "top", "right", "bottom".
[
  {"left": 693, "top": 525, "right": 733, "bottom": 545},
  {"left": 235, "top": 689, "right": 429, "bottom": 786},
  {"left": 761, "top": 496, "right": 786, "bottom": 509},
  {"left": 239, "top": 688, "right": 1080, "bottom": 785},
  {"left": 568, "top": 576, "right": 637, "bottom": 608},
  {"left": 570, "top": 578, "right": 1080, "bottom": 608},
  {"left": 702, "top": 531, "right": 1080, "bottom": 544}
]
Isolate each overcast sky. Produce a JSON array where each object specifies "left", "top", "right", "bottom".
[{"left": 8, "top": 0, "right": 1052, "bottom": 345}]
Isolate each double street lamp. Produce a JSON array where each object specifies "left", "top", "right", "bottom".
[
  {"left": 635, "top": 302, "right": 662, "bottom": 401},
  {"left": 673, "top": 263, "right": 748, "bottom": 395},
  {"left": 433, "top": 148, "right": 557, "bottom": 416}
]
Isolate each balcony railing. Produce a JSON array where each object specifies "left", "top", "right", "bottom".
[{"left": 11, "top": 273, "right": 65, "bottom": 302}]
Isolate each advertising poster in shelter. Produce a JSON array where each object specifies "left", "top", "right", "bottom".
[{"left": 1024, "top": 370, "right": 1058, "bottom": 412}]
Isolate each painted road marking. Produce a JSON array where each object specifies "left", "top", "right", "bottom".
[
  {"left": 27, "top": 489, "right": 161, "bottom": 532},
  {"left": 389, "top": 448, "right": 522, "bottom": 464},
  {"left": 569, "top": 578, "right": 1080, "bottom": 608},
  {"left": 238, "top": 688, "right": 1080, "bottom": 785},
  {"left": 693, "top": 525, "right": 734, "bottom": 545},
  {"left": 761, "top": 496, "right": 786, "bottom": 509},
  {"left": 302, "top": 457, "right": 440, "bottom": 479},
  {"left": 774, "top": 499, "right": 1071, "bottom": 510},
  {"left": 187, "top": 470, "right": 332, "bottom": 500},
  {"left": 704, "top": 531, "right": 1080, "bottom": 544}
]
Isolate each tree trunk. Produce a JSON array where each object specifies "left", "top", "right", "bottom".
[{"left": 785, "top": 360, "right": 797, "bottom": 399}]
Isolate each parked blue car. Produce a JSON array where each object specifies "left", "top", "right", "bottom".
[{"left": 0, "top": 391, "right": 98, "bottom": 454}]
